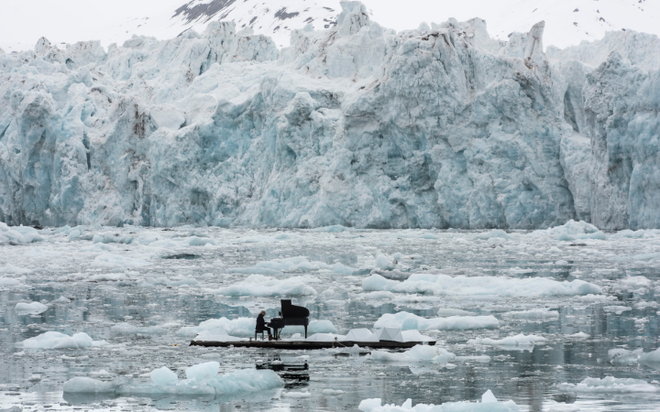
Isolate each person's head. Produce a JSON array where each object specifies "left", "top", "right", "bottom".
[{"left": 260, "top": 310, "right": 266, "bottom": 316}]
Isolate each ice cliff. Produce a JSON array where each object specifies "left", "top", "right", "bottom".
[{"left": 1, "top": 2, "right": 659, "bottom": 229}]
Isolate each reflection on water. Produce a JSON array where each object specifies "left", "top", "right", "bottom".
[
  {"left": 257, "top": 358, "right": 310, "bottom": 389},
  {"left": 1, "top": 227, "right": 660, "bottom": 411}
]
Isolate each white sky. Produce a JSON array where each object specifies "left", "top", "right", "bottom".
[{"left": 1, "top": 0, "right": 658, "bottom": 52}]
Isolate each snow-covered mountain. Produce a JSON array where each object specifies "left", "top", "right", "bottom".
[{"left": 1, "top": 0, "right": 659, "bottom": 52}]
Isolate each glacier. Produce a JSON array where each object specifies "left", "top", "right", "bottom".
[{"left": 1, "top": 2, "right": 660, "bottom": 230}]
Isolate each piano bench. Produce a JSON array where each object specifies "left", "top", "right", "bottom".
[{"left": 255, "top": 329, "right": 268, "bottom": 340}]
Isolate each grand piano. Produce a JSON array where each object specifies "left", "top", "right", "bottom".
[{"left": 268, "top": 300, "right": 310, "bottom": 340}]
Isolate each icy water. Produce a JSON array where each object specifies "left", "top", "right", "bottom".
[{"left": 2, "top": 225, "right": 660, "bottom": 411}]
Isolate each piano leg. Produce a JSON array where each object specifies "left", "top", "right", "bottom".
[{"left": 304, "top": 325, "right": 307, "bottom": 339}]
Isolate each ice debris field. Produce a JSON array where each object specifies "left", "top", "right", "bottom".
[
  {"left": 2, "top": 2, "right": 660, "bottom": 231},
  {"left": 2, "top": 221, "right": 660, "bottom": 411}
]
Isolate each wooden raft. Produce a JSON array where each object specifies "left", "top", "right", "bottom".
[{"left": 189, "top": 340, "right": 435, "bottom": 350}]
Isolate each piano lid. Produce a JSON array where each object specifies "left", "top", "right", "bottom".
[{"left": 281, "top": 299, "right": 310, "bottom": 318}]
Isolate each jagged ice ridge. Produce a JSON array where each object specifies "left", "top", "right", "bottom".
[{"left": 1, "top": 2, "right": 659, "bottom": 229}]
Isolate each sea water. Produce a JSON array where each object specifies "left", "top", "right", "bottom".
[{"left": 1, "top": 224, "right": 660, "bottom": 411}]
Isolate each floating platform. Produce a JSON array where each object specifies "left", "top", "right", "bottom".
[{"left": 189, "top": 340, "right": 435, "bottom": 350}]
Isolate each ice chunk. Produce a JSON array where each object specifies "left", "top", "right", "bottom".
[
  {"left": 368, "top": 345, "right": 455, "bottom": 364},
  {"left": 287, "top": 320, "right": 337, "bottom": 335},
  {"left": 185, "top": 362, "right": 219, "bottom": 381},
  {"left": 0, "top": 222, "right": 43, "bottom": 245},
  {"left": 0, "top": 278, "right": 22, "bottom": 288},
  {"left": 557, "top": 376, "right": 659, "bottom": 393},
  {"left": 358, "top": 390, "right": 519, "bottom": 411},
  {"left": 229, "top": 257, "right": 332, "bottom": 275},
  {"left": 22, "top": 331, "right": 97, "bottom": 349},
  {"left": 375, "top": 312, "right": 499, "bottom": 331},
  {"left": 482, "top": 390, "right": 498, "bottom": 403},
  {"left": 15, "top": 301, "right": 48, "bottom": 315},
  {"left": 333, "top": 262, "right": 358, "bottom": 275},
  {"left": 400, "top": 330, "right": 433, "bottom": 343},
  {"left": 468, "top": 334, "right": 546, "bottom": 349},
  {"left": 62, "top": 377, "right": 117, "bottom": 393},
  {"left": 603, "top": 305, "right": 632, "bottom": 315},
  {"left": 436, "top": 308, "right": 476, "bottom": 317},
  {"left": 63, "top": 367, "right": 283, "bottom": 397},
  {"left": 609, "top": 348, "right": 642, "bottom": 365},
  {"left": 363, "top": 273, "right": 601, "bottom": 297},
  {"left": 375, "top": 254, "right": 395, "bottom": 270},
  {"left": 533, "top": 220, "right": 606, "bottom": 241},
  {"left": 640, "top": 348, "right": 660, "bottom": 363},
  {"left": 566, "top": 332, "right": 590, "bottom": 340},
  {"left": 151, "top": 367, "right": 178, "bottom": 385}
]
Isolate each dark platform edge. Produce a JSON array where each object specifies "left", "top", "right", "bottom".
[{"left": 190, "top": 340, "right": 436, "bottom": 350}]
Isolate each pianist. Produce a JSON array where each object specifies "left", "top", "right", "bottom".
[{"left": 256, "top": 310, "right": 273, "bottom": 339}]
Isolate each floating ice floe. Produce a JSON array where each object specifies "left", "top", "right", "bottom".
[
  {"left": 374, "top": 312, "right": 499, "bottom": 331},
  {"left": 332, "top": 262, "right": 359, "bottom": 275},
  {"left": 363, "top": 273, "right": 601, "bottom": 297},
  {"left": 368, "top": 345, "right": 455, "bottom": 365},
  {"left": 609, "top": 348, "right": 643, "bottom": 365},
  {"left": 635, "top": 300, "right": 659, "bottom": 310},
  {"left": 0, "top": 277, "right": 22, "bottom": 289},
  {"left": 63, "top": 363, "right": 283, "bottom": 397},
  {"left": 359, "top": 390, "right": 519, "bottom": 411},
  {"left": 472, "top": 230, "right": 511, "bottom": 241},
  {"left": 229, "top": 256, "right": 332, "bottom": 275},
  {"left": 531, "top": 220, "right": 606, "bottom": 241},
  {"left": 608, "top": 347, "right": 660, "bottom": 365},
  {"left": 215, "top": 275, "right": 318, "bottom": 296},
  {"left": 503, "top": 309, "right": 559, "bottom": 321},
  {"left": 468, "top": 334, "right": 546, "bottom": 349},
  {"left": 566, "top": 332, "right": 590, "bottom": 340},
  {"left": 15, "top": 301, "right": 48, "bottom": 315},
  {"left": 436, "top": 308, "right": 477, "bottom": 317},
  {"left": 21, "top": 332, "right": 107, "bottom": 349},
  {"left": 640, "top": 348, "right": 660, "bottom": 363},
  {"left": 557, "top": 376, "right": 659, "bottom": 393},
  {"left": 603, "top": 305, "right": 632, "bottom": 315},
  {"left": 0, "top": 222, "right": 43, "bottom": 245}
]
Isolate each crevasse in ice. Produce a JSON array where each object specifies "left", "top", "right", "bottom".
[{"left": 1, "top": 2, "right": 659, "bottom": 230}]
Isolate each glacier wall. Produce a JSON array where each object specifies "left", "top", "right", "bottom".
[{"left": 1, "top": 2, "right": 659, "bottom": 229}]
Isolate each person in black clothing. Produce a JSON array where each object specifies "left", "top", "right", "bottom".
[{"left": 256, "top": 310, "right": 272, "bottom": 339}]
